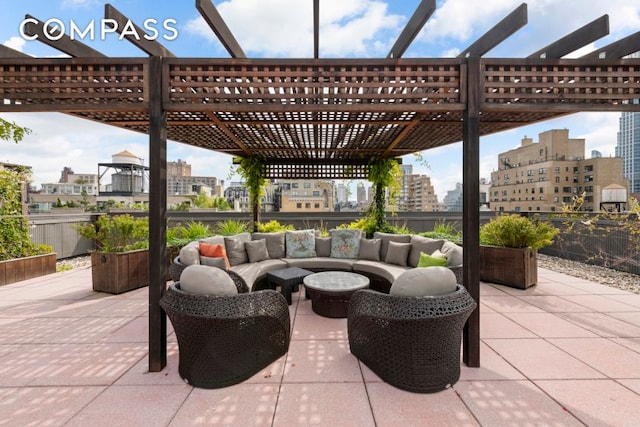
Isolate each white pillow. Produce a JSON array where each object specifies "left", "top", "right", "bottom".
[
  {"left": 179, "top": 265, "right": 237, "bottom": 296},
  {"left": 179, "top": 245, "right": 200, "bottom": 265},
  {"left": 390, "top": 267, "right": 457, "bottom": 297}
]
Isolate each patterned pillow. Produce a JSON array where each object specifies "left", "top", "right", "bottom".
[
  {"left": 330, "top": 229, "right": 362, "bottom": 259},
  {"left": 285, "top": 230, "right": 317, "bottom": 258}
]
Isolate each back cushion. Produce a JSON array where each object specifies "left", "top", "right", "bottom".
[
  {"left": 373, "top": 232, "right": 411, "bottom": 261},
  {"left": 199, "top": 242, "right": 230, "bottom": 269},
  {"left": 180, "top": 264, "right": 237, "bottom": 296},
  {"left": 441, "top": 241, "right": 463, "bottom": 267},
  {"left": 179, "top": 245, "right": 200, "bottom": 265},
  {"left": 358, "top": 238, "right": 381, "bottom": 261},
  {"left": 330, "top": 229, "right": 362, "bottom": 258},
  {"left": 390, "top": 267, "right": 457, "bottom": 297},
  {"left": 251, "top": 232, "right": 285, "bottom": 259},
  {"left": 315, "top": 237, "right": 332, "bottom": 257},
  {"left": 245, "top": 239, "right": 270, "bottom": 263}
]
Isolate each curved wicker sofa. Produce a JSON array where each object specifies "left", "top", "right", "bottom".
[
  {"left": 347, "top": 285, "right": 477, "bottom": 393},
  {"left": 160, "top": 283, "right": 290, "bottom": 389},
  {"left": 170, "top": 231, "right": 464, "bottom": 294}
]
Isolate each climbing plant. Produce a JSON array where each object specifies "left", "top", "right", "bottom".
[
  {"left": 233, "top": 155, "right": 267, "bottom": 231},
  {"left": 366, "top": 156, "right": 402, "bottom": 232}
]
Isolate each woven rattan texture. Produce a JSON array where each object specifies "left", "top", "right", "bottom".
[
  {"left": 347, "top": 285, "right": 476, "bottom": 393},
  {"left": 160, "top": 284, "right": 290, "bottom": 389}
]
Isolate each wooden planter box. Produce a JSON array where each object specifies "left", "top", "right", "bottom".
[
  {"left": 91, "top": 249, "right": 149, "bottom": 294},
  {"left": 479, "top": 245, "right": 537, "bottom": 289},
  {"left": 0, "top": 253, "right": 57, "bottom": 286}
]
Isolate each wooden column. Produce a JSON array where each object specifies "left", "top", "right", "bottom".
[
  {"left": 462, "top": 57, "right": 481, "bottom": 367},
  {"left": 148, "top": 56, "right": 168, "bottom": 372}
]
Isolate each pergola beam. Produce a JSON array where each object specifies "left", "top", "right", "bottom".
[
  {"left": 104, "top": 4, "right": 175, "bottom": 57},
  {"left": 528, "top": 15, "right": 609, "bottom": 59},
  {"left": 313, "top": 0, "right": 320, "bottom": 58},
  {"left": 582, "top": 30, "right": 640, "bottom": 59},
  {"left": 458, "top": 3, "right": 527, "bottom": 58},
  {"left": 22, "top": 14, "right": 106, "bottom": 58},
  {"left": 196, "top": 0, "right": 246, "bottom": 59},
  {"left": 387, "top": 0, "right": 436, "bottom": 59}
]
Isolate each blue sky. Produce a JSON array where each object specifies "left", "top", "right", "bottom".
[{"left": 2, "top": 0, "right": 639, "bottom": 199}]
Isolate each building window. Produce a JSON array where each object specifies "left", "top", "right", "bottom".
[
  {"left": 304, "top": 182, "right": 311, "bottom": 188},
  {"left": 313, "top": 191, "right": 320, "bottom": 197},
  {"left": 554, "top": 196, "right": 559, "bottom": 202},
  {"left": 584, "top": 165, "right": 593, "bottom": 172},
  {"left": 555, "top": 167, "right": 560, "bottom": 174},
  {"left": 305, "top": 203, "right": 311, "bottom": 208},
  {"left": 527, "top": 170, "right": 534, "bottom": 176},
  {"left": 539, "top": 168, "right": 546, "bottom": 174},
  {"left": 296, "top": 203, "right": 302, "bottom": 209},
  {"left": 554, "top": 187, "right": 559, "bottom": 193},
  {"left": 292, "top": 183, "right": 299, "bottom": 189},
  {"left": 314, "top": 203, "right": 320, "bottom": 209},
  {"left": 563, "top": 187, "right": 571, "bottom": 193},
  {"left": 555, "top": 176, "right": 560, "bottom": 183},
  {"left": 584, "top": 175, "right": 594, "bottom": 182}
]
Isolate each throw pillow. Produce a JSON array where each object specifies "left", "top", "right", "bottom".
[
  {"left": 224, "top": 233, "right": 251, "bottom": 266},
  {"left": 285, "top": 229, "right": 317, "bottom": 258},
  {"left": 251, "top": 232, "right": 285, "bottom": 259},
  {"left": 315, "top": 237, "right": 332, "bottom": 257},
  {"left": 330, "top": 229, "right": 362, "bottom": 258},
  {"left": 245, "top": 239, "right": 269, "bottom": 263},
  {"left": 200, "top": 256, "right": 228, "bottom": 269},
  {"left": 179, "top": 265, "right": 237, "bottom": 296},
  {"left": 408, "top": 235, "right": 444, "bottom": 267},
  {"left": 358, "top": 238, "right": 381, "bottom": 261},
  {"left": 384, "top": 241, "right": 411, "bottom": 266},
  {"left": 417, "top": 251, "right": 447, "bottom": 267},
  {"left": 199, "top": 242, "right": 230, "bottom": 269},
  {"left": 441, "top": 241, "right": 463, "bottom": 267},
  {"left": 373, "top": 232, "right": 411, "bottom": 261},
  {"left": 389, "top": 267, "right": 457, "bottom": 297}
]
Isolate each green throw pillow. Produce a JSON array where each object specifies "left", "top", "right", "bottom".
[{"left": 417, "top": 251, "right": 447, "bottom": 267}]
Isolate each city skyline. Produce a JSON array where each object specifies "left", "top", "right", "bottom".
[{"left": 2, "top": 0, "right": 638, "bottom": 197}]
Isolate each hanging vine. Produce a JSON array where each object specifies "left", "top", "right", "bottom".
[
  {"left": 367, "top": 156, "right": 402, "bottom": 231},
  {"left": 234, "top": 155, "right": 267, "bottom": 231}
]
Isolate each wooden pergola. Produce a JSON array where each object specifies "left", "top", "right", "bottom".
[{"left": 2, "top": 0, "right": 640, "bottom": 372}]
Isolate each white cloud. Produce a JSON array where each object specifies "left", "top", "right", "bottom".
[
  {"left": 3, "top": 37, "right": 26, "bottom": 52},
  {"left": 184, "top": 0, "right": 403, "bottom": 57}
]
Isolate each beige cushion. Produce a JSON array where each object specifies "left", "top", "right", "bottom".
[
  {"left": 358, "top": 238, "right": 381, "bottom": 261},
  {"left": 315, "top": 237, "right": 332, "bottom": 257},
  {"left": 441, "top": 241, "right": 463, "bottom": 267},
  {"left": 251, "top": 232, "right": 285, "bottom": 259},
  {"left": 390, "top": 267, "right": 457, "bottom": 297},
  {"left": 374, "top": 232, "right": 411, "bottom": 260},
  {"left": 384, "top": 241, "right": 411, "bottom": 266},
  {"left": 179, "top": 245, "right": 200, "bottom": 265},
  {"left": 224, "top": 233, "right": 251, "bottom": 266},
  {"left": 245, "top": 239, "right": 269, "bottom": 263},
  {"left": 408, "top": 235, "right": 444, "bottom": 267},
  {"left": 352, "top": 260, "right": 410, "bottom": 284},
  {"left": 179, "top": 265, "right": 237, "bottom": 296},
  {"left": 200, "top": 256, "right": 227, "bottom": 269}
]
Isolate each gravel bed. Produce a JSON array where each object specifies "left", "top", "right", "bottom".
[{"left": 56, "top": 253, "right": 640, "bottom": 294}]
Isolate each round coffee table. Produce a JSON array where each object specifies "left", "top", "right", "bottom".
[{"left": 303, "top": 271, "right": 369, "bottom": 318}]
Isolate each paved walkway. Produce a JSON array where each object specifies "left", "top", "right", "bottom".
[{"left": 1, "top": 265, "right": 640, "bottom": 426}]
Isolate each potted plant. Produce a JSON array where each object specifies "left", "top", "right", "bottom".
[
  {"left": 0, "top": 163, "right": 55, "bottom": 286},
  {"left": 76, "top": 214, "right": 149, "bottom": 294},
  {"left": 479, "top": 214, "right": 558, "bottom": 289}
]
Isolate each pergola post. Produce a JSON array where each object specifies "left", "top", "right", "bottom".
[
  {"left": 462, "top": 57, "right": 481, "bottom": 367},
  {"left": 148, "top": 55, "right": 168, "bottom": 372}
]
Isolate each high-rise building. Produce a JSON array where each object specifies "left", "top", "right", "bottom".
[
  {"left": 407, "top": 174, "right": 439, "bottom": 211},
  {"left": 616, "top": 112, "right": 640, "bottom": 194},
  {"left": 356, "top": 182, "right": 366, "bottom": 204},
  {"left": 167, "top": 159, "right": 223, "bottom": 197},
  {"left": 490, "top": 129, "right": 628, "bottom": 212},
  {"left": 397, "top": 164, "right": 413, "bottom": 211}
]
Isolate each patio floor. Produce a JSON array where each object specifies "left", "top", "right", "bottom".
[{"left": 1, "top": 265, "right": 640, "bottom": 426}]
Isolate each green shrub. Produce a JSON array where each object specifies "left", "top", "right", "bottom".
[
  {"left": 167, "top": 221, "right": 213, "bottom": 247},
  {"left": 480, "top": 214, "right": 558, "bottom": 250},
  {"left": 213, "top": 219, "right": 249, "bottom": 236},
  {"left": 257, "top": 220, "right": 294, "bottom": 233},
  {"left": 76, "top": 214, "right": 149, "bottom": 252}
]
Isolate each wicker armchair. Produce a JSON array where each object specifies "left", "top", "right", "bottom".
[
  {"left": 160, "top": 283, "right": 290, "bottom": 389},
  {"left": 347, "top": 285, "right": 476, "bottom": 393}
]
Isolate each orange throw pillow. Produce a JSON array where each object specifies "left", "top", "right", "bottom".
[{"left": 199, "top": 242, "right": 230, "bottom": 269}]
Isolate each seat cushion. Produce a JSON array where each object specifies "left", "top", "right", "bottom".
[
  {"left": 352, "top": 260, "right": 411, "bottom": 285},
  {"left": 229, "top": 263, "right": 262, "bottom": 290},
  {"left": 285, "top": 257, "right": 355, "bottom": 271},
  {"left": 389, "top": 267, "right": 457, "bottom": 297},
  {"left": 179, "top": 264, "right": 237, "bottom": 296}
]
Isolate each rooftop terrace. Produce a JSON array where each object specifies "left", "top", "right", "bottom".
[{"left": 1, "top": 265, "right": 639, "bottom": 426}]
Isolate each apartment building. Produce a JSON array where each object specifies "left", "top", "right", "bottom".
[
  {"left": 407, "top": 174, "right": 440, "bottom": 211},
  {"left": 277, "top": 179, "right": 334, "bottom": 212},
  {"left": 489, "top": 129, "right": 628, "bottom": 212}
]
